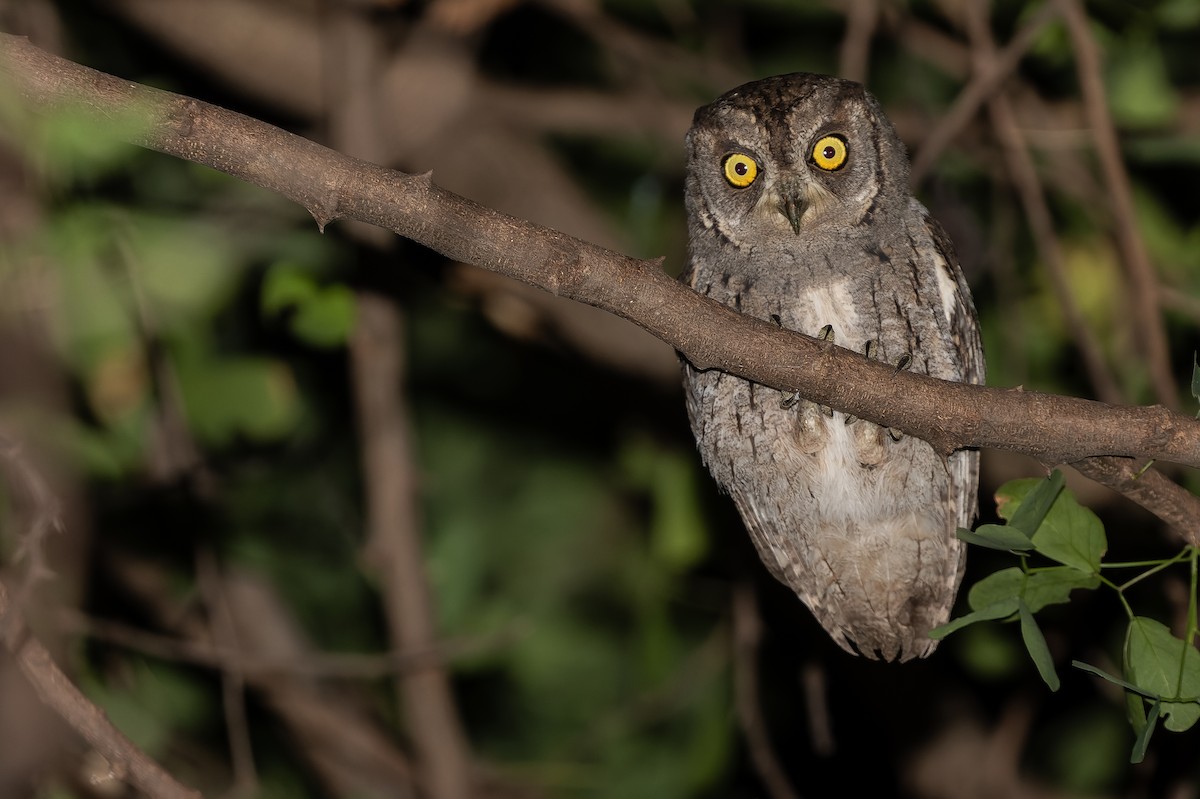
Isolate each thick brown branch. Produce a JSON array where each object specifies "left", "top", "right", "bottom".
[{"left": 2, "top": 36, "right": 1198, "bottom": 470}]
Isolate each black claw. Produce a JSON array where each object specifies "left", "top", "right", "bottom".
[
  {"left": 894, "top": 353, "right": 912, "bottom": 372},
  {"left": 780, "top": 392, "right": 801, "bottom": 410},
  {"left": 844, "top": 414, "right": 857, "bottom": 425},
  {"left": 888, "top": 427, "right": 903, "bottom": 441},
  {"left": 771, "top": 313, "right": 783, "bottom": 327},
  {"left": 863, "top": 340, "right": 876, "bottom": 359},
  {"left": 817, "top": 324, "right": 834, "bottom": 343}
]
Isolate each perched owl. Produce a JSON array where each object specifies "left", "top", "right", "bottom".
[{"left": 681, "top": 74, "right": 984, "bottom": 661}]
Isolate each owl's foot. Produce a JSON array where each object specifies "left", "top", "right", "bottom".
[
  {"left": 780, "top": 323, "right": 838, "bottom": 410},
  {"left": 814, "top": 325, "right": 836, "bottom": 415},
  {"left": 773, "top": 316, "right": 801, "bottom": 409},
  {"left": 854, "top": 341, "right": 912, "bottom": 438}
]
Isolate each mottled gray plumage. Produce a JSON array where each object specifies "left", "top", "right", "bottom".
[{"left": 681, "top": 73, "right": 984, "bottom": 661}]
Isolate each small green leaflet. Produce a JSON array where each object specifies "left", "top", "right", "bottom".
[
  {"left": 1124, "top": 617, "right": 1200, "bottom": 732},
  {"left": 970, "top": 566, "right": 1100, "bottom": 613},
  {"left": 929, "top": 567, "right": 1099, "bottom": 640},
  {"left": 1131, "top": 701, "right": 1161, "bottom": 764},
  {"left": 1020, "top": 599, "right": 1059, "bottom": 691},
  {"left": 1003, "top": 469, "right": 1065, "bottom": 537},
  {"left": 996, "top": 474, "right": 1107, "bottom": 573},
  {"left": 262, "top": 264, "right": 357, "bottom": 348},
  {"left": 929, "top": 597, "right": 1018, "bottom": 639},
  {"left": 957, "top": 524, "right": 1035, "bottom": 551}
]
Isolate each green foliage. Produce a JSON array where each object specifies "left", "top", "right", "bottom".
[
  {"left": 938, "top": 471, "right": 1200, "bottom": 762},
  {"left": 1107, "top": 36, "right": 1179, "bottom": 128},
  {"left": 261, "top": 263, "right": 357, "bottom": 348},
  {"left": 82, "top": 659, "right": 215, "bottom": 756}
]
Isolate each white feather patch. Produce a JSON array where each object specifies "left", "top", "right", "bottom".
[{"left": 931, "top": 249, "right": 959, "bottom": 326}]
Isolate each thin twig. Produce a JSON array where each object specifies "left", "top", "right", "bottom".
[
  {"left": 109, "top": 556, "right": 419, "bottom": 799},
  {"left": 57, "top": 609, "right": 510, "bottom": 679},
  {"left": 838, "top": 0, "right": 878, "bottom": 83},
  {"left": 0, "top": 578, "right": 204, "bottom": 799},
  {"left": 800, "top": 661, "right": 835, "bottom": 757},
  {"left": 350, "top": 293, "right": 475, "bottom": 799},
  {"left": 196, "top": 550, "right": 258, "bottom": 799},
  {"left": 1056, "top": 0, "right": 1179, "bottom": 407},
  {"left": 1070, "top": 457, "right": 1200, "bottom": 547},
  {"left": 1158, "top": 284, "right": 1200, "bottom": 326},
  {"left": 0, "top": 433, "right": 63, "bottom": 619},
  {"left": 326, "top": 9, "right": 474, "bottom": 794},
  {"left": 732, "top": 581, "right": 803, "bottom": 799},
  {"left": 909, "top": 1, "right": 1058, "bottom": 184},
  {"left": 962, "top": 1, "right": 1123, "bottom": 405}
]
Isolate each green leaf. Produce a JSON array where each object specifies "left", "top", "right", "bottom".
[
  {"left": 968, "top": 567, "right": 1026, "bottom": 609},
  {"left": 1023, "top": 567, "right": 1101, "bottom": 612},
  {"left": 929, "top": 597, "right": 1019, "bottom": 639},
  {"left": 261, "top": 264, "right": 317, "bottom": 316},
  {"left": 130, "top": 217, "right": 239, "bottom": 319},
  {"left": 1004, "top": 470, "right": 1065, "bottom": 537},
  {"left": 1130, "top": 701, "right": 1160, "bottom": 764},
  {"left": 1020, "top": 599, "right": 1060, "bottom": 691},
  {"left": 1125, "top": 617, "right": 1200, "bottom": 732},
  {"left": 957, "top": 524, "right": 1035, "bottom": 551},
  {"left": 966, "top": 566, "right": 1096, "bottom": 613},
  {"left": 175, "top": 353, "right": 301, "bottom": 445},
  {"left": 1157, "top": 0, "right": 1200, "bottom": 29},
  {"left": 289, "top": 284, "right": 356, "bottom": 348},
  {"left": 1107, "top": 39, "right": 1180, "bottom": 128},
  {"left": 261, "top": 265, "right": 356, "bottom": 348},
  {"left": 996, "top": 476, "right": 1106, "bottom": 573}
]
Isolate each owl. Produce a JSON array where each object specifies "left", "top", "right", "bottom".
[{"left": 681, "top": 74, "right": 984, "bottom": 661}]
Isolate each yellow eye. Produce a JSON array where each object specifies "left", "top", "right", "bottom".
[
  {"left": 723, "top": 153, "right": 759, "bottom": 187},
  {"left": 811, "top": 135, "right": 848, "bottom": 171}
]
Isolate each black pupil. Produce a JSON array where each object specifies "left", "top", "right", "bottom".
[
  {"left": 823, "top": 145, "right": 836, "bottom": 160},
  {"left": 735, "top": 161, "right": 748, "bottom": 176}
]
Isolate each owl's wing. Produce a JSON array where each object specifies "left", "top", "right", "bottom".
[
  {"left": 922, "top": 210, "right": 985, "bottom": 387},
  {"left": 922, "top": 209, "right": 986, "bottom": 531}
]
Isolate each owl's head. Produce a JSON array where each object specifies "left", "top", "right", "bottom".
[{"left": 685, "top": 73, "right": 909, "bottom": 248}]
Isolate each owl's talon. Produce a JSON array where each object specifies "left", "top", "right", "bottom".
[
  {"left": 888, "top": 427, "right": 903, "bottom": 441},
  {"left": 894, "top": 353, "right": 912, "bottom": 372},
  {"left": 771, "top": 313, "right": 783, "bottom": 327},
  {"left": 779, "top": 392, "right": 801, "bottom": 410},
  {"left": 817, "top": 324, "right": 834, "bottom": 343},
  {"left": 863, "top": 340, "right": 876, "bottom": 359},
  {"left": 844, "top": 414, "right": 857, "bottom": 425}
]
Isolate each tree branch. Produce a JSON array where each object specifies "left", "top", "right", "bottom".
[
  {"left": 1056, "top": 0, "right": 1180, "bottom": 408},
  {"left": 2, "top": 35, "right": 1198, "bottom": 503},
  {"left": 0, "top": 581, "right": 203, "bottom": 799}
]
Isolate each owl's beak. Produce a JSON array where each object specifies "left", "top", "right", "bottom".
[{"left": 777, "top": 187, "right": 805, "bottom": 234}]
